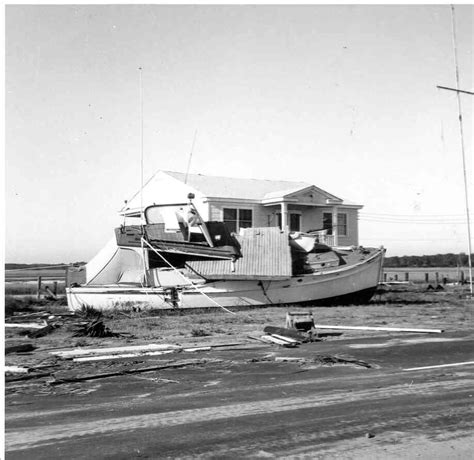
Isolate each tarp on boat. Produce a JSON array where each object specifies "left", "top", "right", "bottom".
[
  {"left": 86, "top": 237, "right": 145, "bottom": 285},
  {"left": 186, "top": 227, "right": 292, "bottom": 280}
]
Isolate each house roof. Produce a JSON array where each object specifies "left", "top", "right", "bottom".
[
  {"left": 165, "top": 171, "right": 327, "bottom": 201},
  {"left": 124, "top": 170, "right": 361, "bottom": 213}
]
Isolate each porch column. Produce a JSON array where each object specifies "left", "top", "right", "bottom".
[
  {"left": 280, "top": 202, "right": 288, "bottom": 231},
  {"left": 332, "top": 206, "right": 338, "bottom": 246}
]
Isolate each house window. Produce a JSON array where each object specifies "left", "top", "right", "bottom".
[
  {"left": 337, "top": 213, "right": 347, "bottom": 236},
  {"left": 323, "top": 213, "right": 333, "bottom": 235},
  {"left": 323, "top": 212, "right": 348, "bottom": 236},
  {"left": 223, "top": 208, "right": 253, "bottom": 233}
]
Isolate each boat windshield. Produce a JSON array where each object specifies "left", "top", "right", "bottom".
[{"left": 146, "top": 203, "right": 195, "bottom": 227}]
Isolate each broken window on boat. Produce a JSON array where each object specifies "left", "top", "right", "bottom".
[{"left": 223, "top": 208, "right": 253, "bottom": 233}]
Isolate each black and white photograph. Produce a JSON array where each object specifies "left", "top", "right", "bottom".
[{"left": 4, "top": 3, "right": 473, "bottom": 458}]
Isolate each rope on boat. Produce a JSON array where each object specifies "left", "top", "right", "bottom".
[{"left": 141, "top": 238, "right": 236, "bottom": 315}]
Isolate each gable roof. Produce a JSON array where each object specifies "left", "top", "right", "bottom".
[
  {"left": 164, "top": 171, "right": 319, "bottom": 201},
  {"left": 124, "top": 170, "right": 360, "bottom": 213}
]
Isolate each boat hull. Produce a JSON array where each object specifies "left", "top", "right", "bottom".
[{"left": 66, "top": 248, "right": 384, "bottom": 312}]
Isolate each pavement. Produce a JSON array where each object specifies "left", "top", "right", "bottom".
[{"left": 5, "top": 330, "right": 474, "bottom": 459}]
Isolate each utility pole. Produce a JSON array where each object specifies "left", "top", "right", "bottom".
[{"left": 437, "top": 5, "right": 473, "bottom": 297}]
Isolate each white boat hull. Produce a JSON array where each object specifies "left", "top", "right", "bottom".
[{"left": 66, "top": 248, "right": 384, "bottom": 312}]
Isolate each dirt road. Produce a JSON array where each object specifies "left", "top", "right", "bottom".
[{"left": 5, "top": 330, "right": 474, "bottom": 459}]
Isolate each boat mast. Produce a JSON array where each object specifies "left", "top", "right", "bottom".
[
  {"left": 437, "top": 5, "right": 473, "bottom": 297},
  {"left": 138, "top": 66, "right": 149, "bottom": 281},
  {"left": 184, "top": 129, "right": 198, "bottom": 185}
]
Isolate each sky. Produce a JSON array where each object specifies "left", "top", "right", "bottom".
[{"left": 4, "top": 4, "right": 473, "bottom": 263}]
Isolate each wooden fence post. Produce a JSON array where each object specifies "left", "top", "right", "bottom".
[
  {"left": 37, "top": 276, "right": 42, "bottom": 300},
  {"left": 53, "top": 281, "right": 58, "bottom": 296},
  {"left": 405, "top": 272, "right": 409, "bottom": 282}
]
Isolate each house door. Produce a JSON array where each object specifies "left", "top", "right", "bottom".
[{"left": 289, "top": 213, "right": 301, "bottom": 232}]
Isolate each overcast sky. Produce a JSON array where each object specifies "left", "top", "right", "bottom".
[{"left": 5, "top": 4, "right": 473, "bottom": 263}]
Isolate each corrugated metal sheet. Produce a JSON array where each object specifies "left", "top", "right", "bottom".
[{"left": 187, "top": 227, "right": 292, "bottom": 280}]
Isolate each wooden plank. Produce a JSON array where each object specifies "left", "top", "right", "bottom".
[
  {"left": 263, "top": 326, "right": 308, "bottom": 341},
  {"left": 5, "top": 366, "right": 29, "bottom": 374},
  {"left": 403, "top": 361, "right": 474, "bottom": 371},
  {"left": 73, "top": 350, "right": 177, "bottom": 362},
  {"left": 314, "top": 325, "right": 444, "bottom": 334},
  {"left": 5, "top": 322, "right": 47, "bottom": 329},
  {"left": 259, "top": 335, "right": 297, "bottom": 347},
  {"left": 270, "top": 334, "right": 300, "bottom": 344},
  {"left": 53, "top": 344, "right": 181, "bottom": 358}
]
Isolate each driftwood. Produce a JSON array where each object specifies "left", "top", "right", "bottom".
[
  {"left": 5, "top": 343, "right": 37, "bottom": 354},
  {"left": 51, "top": 359, "right": 220, "bottom": 385},
  {"left": 28, "top": 324, "right": 56, "bottom": 339},
  {"left": 5, "top": 372, "right": 52, "bottom": 382}
]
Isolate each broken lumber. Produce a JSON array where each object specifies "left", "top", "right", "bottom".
[
  {"left": 263, "top": 326, "right": 308, "bottom": 342},
  {"left": 403, "top": 361, "right": 474, "bottom": 371},
  {"left": 28, "top": 324, "right": 56, "bottom": 339},
  {"left": 274, "top": 357, "right": 305, "bottom": 363},
  {"left": 6, "top": 372, "right": 52, "bottom": 382},
  {"left": 4, "top": 366, "right": 29, "bottom": 374},
  {"left": 5, "top": 322, "right": 47, "bottom": 329},
  {"left": 270, "top": 333, "right": 301, "bottom": 345},
  {"left": 313, "top": 325, "right": 443, "bottom": 334},
  {"left": 259, "top": 335, "right": 298, "bottom": 347},
  {"left": 51, "top": 359, "right": 220, "bottom": 385},
  {"left": 53, "top": 344, "right": 181, "bottom": 358},
  {"left": 5, "top": 343, "right": 36, "bottom": 354},
  {"left": 73, "top": 349, "right": 177, "bottom": 362}
]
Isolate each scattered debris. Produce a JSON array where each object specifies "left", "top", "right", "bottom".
[
  {"left": 285, "top": 311, "right": 314, "bottom": 331},
  {"left": 311, "top": 355, "right": 371, "bottom": 368},
  {"left": 263, "top": 326, "right": 311, "bottom": 342},
  {"left": 60, "top": 306, "right": 120, "bottom": 338},
  {"left": 50, "top": 358, "right": 222, "bottom": 385},
  {"left": 270, "top": 333, "right": 301, "bottom": 345},
  {"left": 366, "top": 432, "right": 375, "bottom": 439},
  {"left": 258, "top": 335, "right": 298, "bottom": 347}
]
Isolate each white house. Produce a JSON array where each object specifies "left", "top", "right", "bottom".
[{"left": 121, "top": 170, "right": 363, "bottom": 246}]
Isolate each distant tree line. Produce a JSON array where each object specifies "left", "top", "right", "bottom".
[
  {"left": 384, "top": 253, "right": 472, "bottom": 268},
  {"left": 5, "top": 262, "right": 86, "bottom": 270}
]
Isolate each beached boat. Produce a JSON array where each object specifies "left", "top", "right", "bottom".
[{"left": 66, "top": 198, "right": 385, "bottom": 312}]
